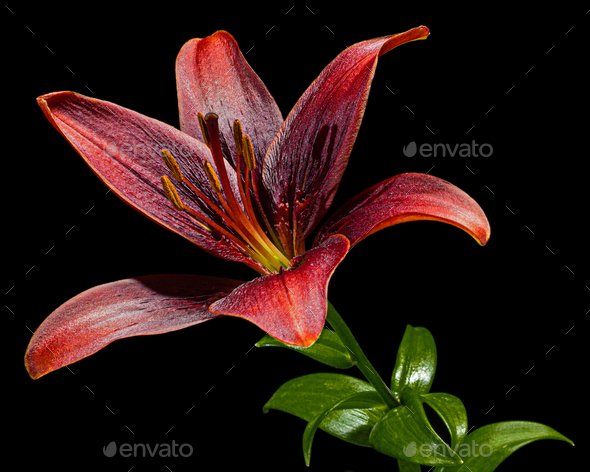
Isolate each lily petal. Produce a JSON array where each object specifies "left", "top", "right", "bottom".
[
  {"left": 210, "top": 234, "right": 350, "bottom": 347},
  {"left": 38, "top": 91, "right": 263, "bottom": 271},
  {"left": 315, "top": 173, "right": 491, "bottom": 248},
  {"left": 25, "top": 275, "right": 242, "bottom": 379},
  {"left": 262, "top": 26, "right": 430, "bottom": 256},
  {"left": 176, "top": 30, "right": 283, "bottom": 170}
]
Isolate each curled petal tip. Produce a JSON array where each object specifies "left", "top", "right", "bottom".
[
  {"left": 25, "top": 351, "right": 56, "bottom": 380},
  {"left": 410, "top": 25, "right": 430, "bottom": 39},
  {"left": 477, "top": 224, "right": 491, "bottom": 246},
  {"left": 36, "top": 92, "right": 51, "bottom": 103},
  {"left": 468, "top": 209, "right": 491, "bottom": 246},
  {"left": 24, "top": 332, "right": 63, "bottom": 380},
  {"left": 36, "top": 90, "right": 71, "bottom": 103},
  {"left": 383, "top": 25, "right": 430, "bottom": 51},
  {"left": 24, "top": 352, "right": 43, "bottom": 380}
]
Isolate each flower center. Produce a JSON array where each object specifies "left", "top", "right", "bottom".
[{"left": 160, "top": 113, "right": 289, "bottom": 274}]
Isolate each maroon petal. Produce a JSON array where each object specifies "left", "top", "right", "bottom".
[
  {"left": 25, "top": 275, "right": 243, "bottom": 379},
  {"left": 315, "top": 173, "right": 491, "bottom": 248},
  {"left": 210, "top": 234, "right": 350, "bottom": 347},
  {"left": 176, "top": 31, "right": 283, "bottom": 170},
  {"left": 262, "top": 26, "right": 430, "bottom": 256},
  {"left": 38, "top": 91, "right": 263, "bottom": 271}
]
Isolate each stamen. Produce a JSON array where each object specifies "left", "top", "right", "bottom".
[
  {"left": 204, "top": 114, "right": 289, "bottom": 268},
  {"left": 197, "top": 112, "right": 210, "bottom": 148},
  {"left": 234, "top": 140, "right": 259, "bottom": 233},
  {"left": 180, "top": 202, "right": 263, "bottom": 262},
  {"left": 161, "top": 176, "right": 184, "bottom": 211},
  {"left": 200, "top": 158, "right": 267, "bottom": 261},
  {"left": 204, "top": 113, "right": 245, "bottom": 219},
  {"left": 242, "top": 135, "right": 256, "bottom": 171},
  {"left": 161, "top": 149, "right": 183, "bottom": 182},
  {"left": 233, "top": 119, "right": 244, "bottom": 157},
  {"left": 202, "top": 160, "right": 222, "bottom": 194},
  {"left": 159, "top": 111, "right": 291, "bottom": 273}
]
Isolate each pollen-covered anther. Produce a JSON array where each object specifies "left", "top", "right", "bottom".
[
  {"left": 161, "top": 175, "right": 184, "bottom": 211},
  {"left": 161, "top": 149, "right": 183, "bottom": 182},
  {"left": 233, "top": 119, "right": 244, "bottom": 157},
  {"left": 242, "top": 135, "right": 256, "bottom": 171},
  {"left": 197, "top": 112, "right": 210, "bottom": 148},
  {"left": 202, "top": 160, "right": 222, "bottom": 194}
]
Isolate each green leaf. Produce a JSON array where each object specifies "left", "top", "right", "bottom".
[
  {"left": 302, "top": 391, "right": 385, "bottom": 466},
  {"left": 369, "top": 388, "right": 462, "bottom": 467},
  {"left": 256, "top": 327, "right": 354, "bottom": 369},
  {"left": 264, "top": 373, "right": 388, "bottom": 446},
  {"left": 397, "top": 460, "right": 422, "bottom": 472},
  {"left": 433, "top": 421, "right": 574, "bottom": 472},
  {"left": 422, "top": 393, "right": 468, "bottom": 449},
  {"left": 391, "top": 325, "right": 437, "bottom": 402}
]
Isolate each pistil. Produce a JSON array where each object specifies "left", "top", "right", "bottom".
[{"left": 233, "top": 121, "right": 285, "bottom": 252}]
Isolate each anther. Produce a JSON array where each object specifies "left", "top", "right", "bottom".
[
  {"left": 161, "top": 149, "right": 183, "bottom": 182},
  {"left": 202, "top": 160, "right": 222, "bottom": 194},
  {"left": 197, "top": 112, "right": 210, "bottom": 148},
  {"left": 233, "top": 119, "right": 244, "bottom": 157},
  {"left": 242, "top": 135, "right": 256, "bottom": 171},
  {"left": 161, "top": 176, "right": 184, "bottom": 211}
]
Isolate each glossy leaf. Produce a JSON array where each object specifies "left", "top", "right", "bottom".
[
  {"left": 400, "top": 389, "right": 467, "bottom": 452},
  {"left": 397, "top": 460, "right": 422, "bottom": 472},
  {"left": 263, "top": 373, "right": 387, "bottom": 446},
  {"left": 433, "top": 421, "right": 574, "bottom": 472},
  {"left": 302, "top": 391, "right": 385, "bottom": 466},
  {"left": 369, "top": 388, "right": 462, "bottom": 467},
  {"left": 391, "top": 325, "right": 437, "bottom": 402},
  {"left": 325, "top": 301, "right": 399, "bottom": 409},
  {"left": 422, "top": 393, "right": 468, "bottom": 449},
  {"left": 256, "top": 327, "right": 354, "bottom": 369}
]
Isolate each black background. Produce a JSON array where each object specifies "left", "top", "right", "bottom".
[{"left": 6, "top": 3, "right": 586, "bottom": 471}]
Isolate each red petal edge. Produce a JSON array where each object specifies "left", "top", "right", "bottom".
[
  {"left": 209, "top": 234, "right": 350, "bottom": 347},
  {"left": 25, "top": 275, "right": 243, "bottom": 379},
  {"left": 315, "top": 173, "right": 491, "bottom": 247}
]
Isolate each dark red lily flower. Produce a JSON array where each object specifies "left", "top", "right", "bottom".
[{"left": 25, "top": 27, "right": 490, "bottom": 379}]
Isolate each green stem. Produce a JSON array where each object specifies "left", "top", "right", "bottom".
[{"left": 326, "top": 301, "right": 398, "bottom": 409}]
